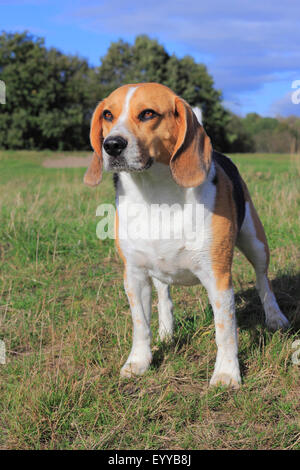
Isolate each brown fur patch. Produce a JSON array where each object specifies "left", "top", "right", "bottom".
[
  {"left": 170, "top": 97, "right": 212, "bottom": 187},
  {"left": 114, "top": 209, "right": 126, "bottom": 266},
  {"left": 126, "top": 287, "right": 135, "bottom": 308},
  {"left": 83, "top": 152, "right": 103, "bottom": 187},
  {"left": 127, "top": 83, "right": 178, "bottom": 166},
  {"left": 102, "top": 85, "right": 136, "bottom": 138},
  {"left": 211, "top": 164, "right": 238, "bottom": 291},
  {"left": 84, "top": 100, "right": 106, "bottom": 186},
  {"left": 90, "top": 100, "right": 106, "bottom": 157}
]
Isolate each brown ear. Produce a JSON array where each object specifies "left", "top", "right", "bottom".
[
  {"left": 83, "top": 100, "right": 105, "bottom": 186},
  {"left": 170, "top": 97, "right": 212, "bottom": 187},
  {"left": 83, "top": 152, "right": 103, "bottom": 187}
]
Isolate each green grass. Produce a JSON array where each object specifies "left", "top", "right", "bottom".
[{"left": 0, "top": 150, "right": 299, "bottom": 450}]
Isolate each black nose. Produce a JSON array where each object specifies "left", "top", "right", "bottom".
[{"left": 103, "top": 136, "right": 128, "bottom": 157}]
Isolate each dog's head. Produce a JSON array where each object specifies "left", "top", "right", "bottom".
[{"left": 84, "top": 83, "right": 212, "bottom": 188}]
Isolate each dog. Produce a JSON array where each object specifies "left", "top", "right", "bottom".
[{"left": 84, "top": 82, "right": 289, "bottom": 388}]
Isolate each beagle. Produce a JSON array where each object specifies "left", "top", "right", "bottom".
[{"left": 84, "top": 83, "right": 289, "bottom": 388}]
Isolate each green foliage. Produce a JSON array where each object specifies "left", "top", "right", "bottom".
[
  {"left": 0, "top": 32, "right": 102, "bottom": 150},
  {"left": 1, "top": 31, "right": 300, "bottom": 153},
  {"left": 227, "top": 112, "right": 300, "bottom": 154},
  {"left": 98, "top": 35, "right": 169, "bottom": 93},
  {"left": 224, "top": 112, "right": 255, "bottom": 153},
  {"left": 243, "top": 113, "right": 279, "bottom": 134},
  {"left": 0, "top": 32, "right": 230, "bottom": 151}
]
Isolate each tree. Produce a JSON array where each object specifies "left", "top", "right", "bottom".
[
  {"left": 241, "top": 113, "right": 300, "bottom": 153},
  {"left": 0, "top": 31, "right": 101, "bottom": 149},
  {"left": 97, "top": 35, "right": 230, "bottom": 151},
  {"left": 4, "top": 31, "right": 298, "bottom": 154},
  {"left": 224, "top": 112, "right": 255, "bottom": 153}
]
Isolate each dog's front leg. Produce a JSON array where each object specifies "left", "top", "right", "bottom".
[
  {"left": 120, "top": 265, "right": 152, "bottom": 378},
  {"left": 199, "top": 272, "right": 241, "bottom": 388},
  {"left": 208, "top": 286, "right": 241, "bottom": 389}
]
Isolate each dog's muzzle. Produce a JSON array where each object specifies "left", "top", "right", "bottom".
[{"left": 103, "top": 136, "right": 128, "bottom": 157}]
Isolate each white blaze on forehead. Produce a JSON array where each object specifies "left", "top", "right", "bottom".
[
  {"left": 104, "top": 86, "right": 140, "bottom": 163},
  {"left": 118, "top": 86, "right": 139, "bottom": 125}
]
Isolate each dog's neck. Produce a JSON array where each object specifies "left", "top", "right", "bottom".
[
  {"left": 118, "top": 161, "right": 186, "bottom": 205},
  {"left": 117, "top": 160, "right": 215, "bottom": 206}
]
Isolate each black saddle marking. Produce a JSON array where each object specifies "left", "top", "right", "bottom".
[
  {"left": 113, "top": 172, "right": 119, "bottom": 191},
  {"left": 212, "top": 151, "right": 245, "bottom": 231}
]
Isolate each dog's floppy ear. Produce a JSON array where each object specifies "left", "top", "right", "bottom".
[
  {"left": 83, "top": 151, "right": 103, "bottom": 187},
  {"left": 170, "top": 97, "right": 212, "bottom": 187},
  {"left": 84, "top": 100, "right": 105, "bottom": 187}
]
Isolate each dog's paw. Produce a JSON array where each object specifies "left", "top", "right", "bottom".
[
  {"left": 159, "top": 328, "right": 173, "bottom": 343},
  {"left": 120, "top": 349, "right": 152, "bottom": 378},
  {"left": 266, "top": 310, "right": 290, "bottom": 332},
  {"left": 120, "top": 360, "right": 151, "bottom": 378},
  {"left": 209, "top": 372, "right": 241, "bottom": 389},
  {"left": 210, "top": 357, "right": 241, "bottom": 389},
  {"left": 210, "top": 353, "right": 241, "bottom": 389}
]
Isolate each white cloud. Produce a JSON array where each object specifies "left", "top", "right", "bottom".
[
  {"left": 61, "top": 0, "right": 300, "bottom": 99},
  {"left": 270, "top": 91, "right": 300, "bottom": 117}
]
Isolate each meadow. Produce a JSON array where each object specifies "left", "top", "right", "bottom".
[{"left": 0, "top": 150, "right": 299, "bottom": 450}]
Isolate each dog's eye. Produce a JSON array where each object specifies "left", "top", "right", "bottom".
[
  {"left": 138, "top": 109, "right": 159, "bottom": 122},
  {"left": 103, "top": 110, "right": 113, "bottom": 122}
]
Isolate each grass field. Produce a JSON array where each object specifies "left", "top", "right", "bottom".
[{"left": 0, "top": 150, "right": 299, "bottom": 450}]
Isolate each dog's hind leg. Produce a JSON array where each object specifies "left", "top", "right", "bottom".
[
  {"left": 152, "top": 278, "right": 174, "bottom": 342},
  {"left": 236, "top": 197, "right": 289, "bottom": 331}
]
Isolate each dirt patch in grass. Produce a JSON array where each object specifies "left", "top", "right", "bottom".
[{"left": 43, "top": 155, "right": 92, "bottom": 168}]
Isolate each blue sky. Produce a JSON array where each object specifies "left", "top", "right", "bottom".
[{"left": 1, "top": 0, "right": 300, "bottom": 117}]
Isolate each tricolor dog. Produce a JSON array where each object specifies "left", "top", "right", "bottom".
[{"left": 84, "top": 83, "right": 289, "bottom": 388}]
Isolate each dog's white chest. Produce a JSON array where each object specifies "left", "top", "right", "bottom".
[
  {"left": 120, "top": 209, "right": 200, "bottom": 285},
  {"left": 117, "top": 163, "right": 216, "bottom": 286}
]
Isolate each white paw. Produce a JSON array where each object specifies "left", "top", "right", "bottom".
[
  {"left": 120, "top": 361, "right": 151, "bottom": 378},
  {"left": 266, "top": 310, "right": 289, "bottom": 331},
  {"left": 210, "top": 371, "right": 241, "bottom": 389},
  {"left": 159, "top": 328, "right": 173, "bottom": 343},
  {"left": 120, "top": 350, "right": 152, "bottom": 378},
  {"left": 210, "top": 357, "right": 241, "bottom": 389}
]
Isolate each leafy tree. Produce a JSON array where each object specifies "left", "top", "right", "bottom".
[
  {"left": 241, "top": 112, "right": 300, "bottom": 153},
  {"left": 2, "top": 31, "right": 298, "bottom": 154},
  {"left": 279, "top": 116, "right": 300, "bottom": 154},
  {"left": 97, "top": 36, "right": 169, "bottom": 95},
  {"left": 98, "top": 35, "right": 230, "bottom": 151},
  {"left": 224, "top": 112, "right": 255, "bottom": 153},
  {"left": 0, "top": 31, "right": 101, "bottom": 149}
]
